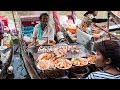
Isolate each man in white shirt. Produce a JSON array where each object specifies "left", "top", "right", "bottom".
[{"left": 32, "top": 13, "right": 55, "bottom": 44}]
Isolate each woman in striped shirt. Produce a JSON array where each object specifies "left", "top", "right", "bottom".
[{"left": 86, "top": 40, "right": 120, "bottom": 79}]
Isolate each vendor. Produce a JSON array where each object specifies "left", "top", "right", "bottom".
[
  {"left": 32, "top": 13, "right": 55, "bottom": 44},
  {"left": 81, "top": 11, "right": 113, "bottom": 38},
  {"left": 86, "top": 40, "right": 120, "bottom": 79}
]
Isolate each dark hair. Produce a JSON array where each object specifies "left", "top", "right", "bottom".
[
  {"left": 94, "top": 40, "right": 120, "bottom": 68},
  {"left": 84, "top": 11, "right": 95, "bottom": 16},
  {"left": 39, "top": 13, "right": 49, "bottom": 20},
  {"left": 0, "top": 61, "right": 2, "bottom": 65}
]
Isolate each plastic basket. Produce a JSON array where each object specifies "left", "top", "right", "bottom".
[{"left": 21, "top": 26, "right": 34, "bottom": 36}]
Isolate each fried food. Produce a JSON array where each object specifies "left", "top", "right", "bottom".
[
  {"left": 87, "top": 55, "right": 95, "bottom": 64},
  {"left": 71, "top": 58, "right": 88, "bottom": 66},
  {"left": 37, "top": 60, "right": 50, "bottom": 70},
  {"left": 37, "top": 53, "right": 52, "bottom": 61},
  {"left": 53, "top": 47, "right": 67, "bottom": 57},
  {"left": 55, "top": 58, "right": 72, "bottom": 69}
]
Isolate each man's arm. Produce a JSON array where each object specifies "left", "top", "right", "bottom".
[
  {"left": 92, "top": 18, "right": 108, "bottom": 23},
  {"left": 48, "top": 24, "right": 55, "bottom": 42},
  {"left": 32, "top": 24, "right": 38, "bottom": 43}
]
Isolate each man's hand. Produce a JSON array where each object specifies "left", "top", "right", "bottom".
[
  {"left": 92, "top": 34, "right": 100, "bottom": 39},
  {"left": 109, "top": 17, "right": 114, "bottom": 22}
]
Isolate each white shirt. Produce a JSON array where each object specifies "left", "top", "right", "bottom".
[{"left": 33, "top": 23, "right": 55, "bottom": 41}]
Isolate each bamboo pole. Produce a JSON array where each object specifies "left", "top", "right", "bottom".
[
  {"left": 11, "top": 11, "right": 20, "bottom": 53},
  {"left": 12, "top": 11, "right": 18, "bottom": 35}
]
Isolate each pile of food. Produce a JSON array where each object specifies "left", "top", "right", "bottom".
[
  {"left": 36, "top": 52, "right": 72, "bottom": 70},
  {"left": 38, "top": 46, "right": 53, "bottom": 53},
  {"left": 70, "top": 45, "right": 80, "bottom": 55},
  {"left": 36, "top": 53, "right": 94, "bottom": 70},
  {"left": 53, "top": 46, "right": 68, "bottom": 57},
  {"left": 55, "top": 58, "right": 72, "bottom": 69},
  {"left": 66, "top": 25, "right": 78, "bottom": 34},
  {"left": 36, "top": 53, "right": 56, "bottom": 70},
  {"left": 86, "top": 54, "right": 96, "bottom": 64},
  {"left": 71, "top": 58, "right": 88, "bottom": 66}
]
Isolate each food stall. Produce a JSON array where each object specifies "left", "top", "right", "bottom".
[{"left": 20, "top": 11, "right": 112, "bottom": 79}]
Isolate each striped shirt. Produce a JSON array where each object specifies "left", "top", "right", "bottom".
[{"left": 86, "top": 71, "right": 120, "bottom": 79}]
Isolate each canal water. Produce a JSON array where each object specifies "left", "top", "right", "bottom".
[{"left": 9, "top": 44, "right": 30, "bottom": 79}]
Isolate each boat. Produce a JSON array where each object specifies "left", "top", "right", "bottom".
[
  {"left": 108, "top": 11, "right": 120, "bottom": 41},
  {"left": 0, "top": 16, "right": 14, "bottom": 79},
  {"left": 19, "top": 11, "right": 101, "bottom": 79},
  {"left": 0, "top": 40, "right": 13, "bottom": 79}
]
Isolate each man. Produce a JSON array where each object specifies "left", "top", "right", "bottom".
[{"left": 33, "top": 13, "right": 55, "bottom": 44}]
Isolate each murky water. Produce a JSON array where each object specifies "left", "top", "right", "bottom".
[{"left": 10, "top": 45, "right": 30, "bottom": 79}]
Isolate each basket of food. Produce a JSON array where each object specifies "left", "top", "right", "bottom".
[{"left": 35, "top": 52, "right": 72, "bottom": 79}]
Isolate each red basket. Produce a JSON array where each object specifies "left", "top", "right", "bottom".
[{"left": 0, "top": 16, "right": 8, "bottom": 26}]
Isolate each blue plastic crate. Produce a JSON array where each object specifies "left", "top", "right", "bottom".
[{"left": 21, "top": 26, "right": 34, "bottom": 36}]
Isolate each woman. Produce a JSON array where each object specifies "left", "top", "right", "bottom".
[
  {"left": 86, "top": 40, "right": 120, "bottom": 79},
  {"left": 32, "top": 13, "right": 55, "bottom": 44}
]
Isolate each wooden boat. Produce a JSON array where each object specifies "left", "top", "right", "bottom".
[
  {"left": 108, "top": 11, "right": 120, "bottom": 40},
  {"left": 20, "top": 43, "right": 40, "bottom": 79},
  {"left": 19, "top": 12, "right": 100, "bottom": 79},
  {"left": 20, "top": 36, "right": 100, "bottom": 79},
  {"left": 109, "top": 11, "right": 120, "bottom": 31}
]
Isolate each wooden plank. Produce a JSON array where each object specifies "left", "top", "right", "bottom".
[{"left": 21, "top": 46, "right": 40, "bottom": 79}]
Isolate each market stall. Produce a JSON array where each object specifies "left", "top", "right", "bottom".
[{"left": 19, "top": 11, "right": 102, "bottom": 79}]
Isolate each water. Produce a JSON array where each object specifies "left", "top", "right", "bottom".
[{"left": 10, "top": 45, "right": 30, "bottom": 79}]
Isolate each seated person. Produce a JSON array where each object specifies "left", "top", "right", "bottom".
[
  {"left": 32, "top": 13, "right": 55, "bottom": 45},
  {"left": 86, "top": 40, "right": 120, "bottom": 79},
  {"left": 81, "top": 11, "right": 113, "bottom": 39}
]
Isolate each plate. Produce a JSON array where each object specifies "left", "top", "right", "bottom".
[
  {"left": 71, "top": 58, "right": 88, "bottom": 66},
  {"left": 55, "top": 58, "right": 72, "bottom": 70}
]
